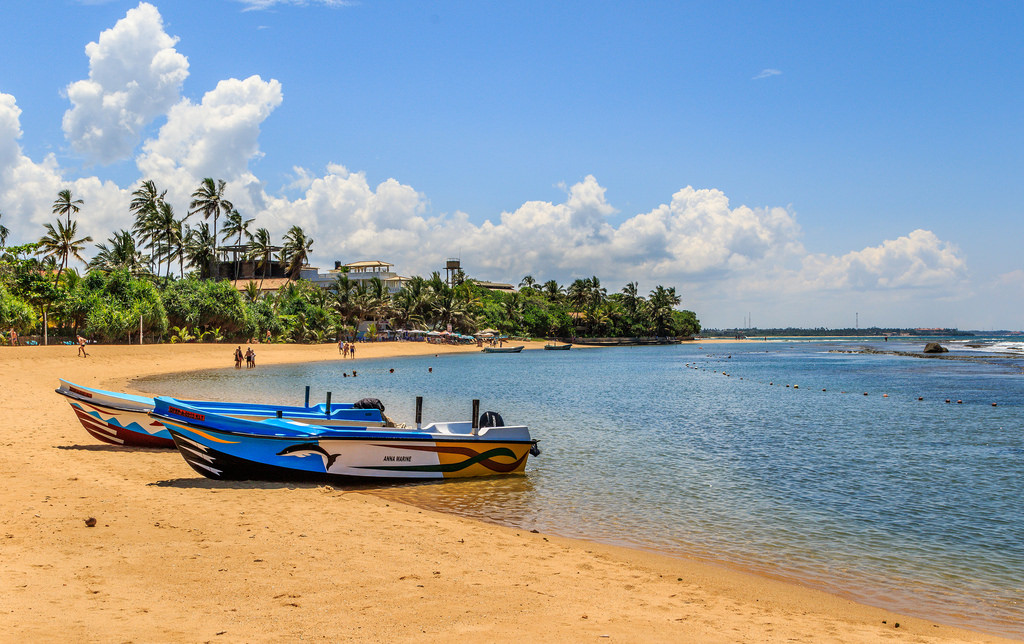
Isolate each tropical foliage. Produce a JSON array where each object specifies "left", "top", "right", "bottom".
[{"left": 0, "top": 182, "right": 700, "bottom": 343}]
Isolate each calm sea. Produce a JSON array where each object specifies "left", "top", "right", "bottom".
[{"left": 141, "top": 337, "right": 1024, "bottom": 636}]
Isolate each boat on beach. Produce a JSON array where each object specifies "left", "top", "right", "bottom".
[
  {"left": 55, "top": 379, "right": 385, "bottom": 448},
  {"left": 152, "top": 396, "right": 539, "bottom": 482},
  {"left": 544, "top": 342, "right": 572, "bottom": 350},
  {"left": 481, "top": 345, "right": 524, "bottom": 353}
]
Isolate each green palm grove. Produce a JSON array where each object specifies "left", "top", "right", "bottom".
[{"left": 0, "top": 181, "right": 700, "bottom": 344}]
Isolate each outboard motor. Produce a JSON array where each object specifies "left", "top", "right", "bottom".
[
  {"left": 354, "top": 397, "right": 385, "bottom": 412},
  {"left": 478, "top": 411, "right": 504, "bottom": 428}
]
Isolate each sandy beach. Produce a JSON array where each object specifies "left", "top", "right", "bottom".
[{"left": 1, "top": 341, "right": 1014, "bottom": 643}]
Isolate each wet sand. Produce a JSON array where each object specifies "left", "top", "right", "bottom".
[{"left": 1, "top": 341, "right": 1013, "bottom": 642}]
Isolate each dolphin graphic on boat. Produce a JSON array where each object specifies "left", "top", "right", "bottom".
[{"left": 277, "top": 443, "right": 340, "bottom": 470}]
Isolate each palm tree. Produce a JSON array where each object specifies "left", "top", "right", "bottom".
[
  {"left": 0, "top": 211, "right": 9, "bottom": 248},
  {"left": 184, "top": 222, "right": 216, "bottom": 278},
  {"left": 248, "top": 227, "right": 275, "bottom": 290},
  {"left": 281, "top": 225, "right": 313, "bottom": 280},
  {"left": 221, "top": 208, "right": 254, "bottom": 281},
  {"left": 129, "top": 180, "right": 166, "bottom": 272},
  {"left": 519, "top": 275, "right": 538, "bottom": 292},
  {"left": 188, "top": 178, "right": 233, "bottom": 279},
  {"left": 88, "top": 230, "right": 149, "bottom": 275},
  {"left": 153, "top": 201, "right": 186, "bottom": 280},
  {"left": 52, "top": 189, "right": 83, "bottom": 228},
  {"left": 543, "top": 279, "right": 563, "bottom": 301},
  {"left": 37, "top": 219, "right": 93, "bottom": 284},
  {"left": 648, "top": 285, "right": 681, "bottom": 336}
]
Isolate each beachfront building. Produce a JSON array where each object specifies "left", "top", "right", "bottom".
[{"left": 297, "top": 260, "right": 410, "bottom": 294}]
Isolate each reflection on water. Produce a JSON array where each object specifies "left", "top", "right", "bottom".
[{"left": 141, "top": 338, "right": 1024, "bottom": 637}]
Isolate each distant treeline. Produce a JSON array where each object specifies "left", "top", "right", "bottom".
[{"left": 702, "top": 327, "right": 972, "bottom": 337}]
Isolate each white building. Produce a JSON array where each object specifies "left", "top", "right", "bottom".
[{"left": 298, "top": 260, "right": 410, "bottom": 294}]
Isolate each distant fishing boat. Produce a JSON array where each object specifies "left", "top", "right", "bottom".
[
  {"left": 152, "top": 397, "right": 539, "bottom": 482},
  {"left": 481, "top": 345, "right": 524, "bottom": 353},
  {"left": 55, "top": 379, "right": 384, "bottom": 448},
  {"left": 544, "top": 342, "right": 572, "bottom": 350}
]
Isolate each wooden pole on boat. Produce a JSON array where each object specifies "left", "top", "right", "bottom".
[
  {"left": 415, "top": 396, "right": 422, "bottom": 429},
  {"left": 471, "top": 399, "right": 480, "bottom": 435},
  {"left": 304, "top": 385, "right": 310, "bottom": 408},
  {"left": 325, "top": 392, "right": 332, "bottom": 416},
  {"left": 276, "top": 410, "right": 282, "bottom": 418}
]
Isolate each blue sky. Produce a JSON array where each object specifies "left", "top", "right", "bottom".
[{"left": 0, "top": 1, "right": 1021, "bottom": 329}]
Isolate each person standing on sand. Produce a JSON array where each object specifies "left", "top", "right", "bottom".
[
  {"left": 247, "top": 346, "right": 256, "bottom": 368},
  {"left": 342, "top": 342, "right": 349, "bottom": 359},
  {"left": 9, "top": 327, "right": 18, "bottom": 346},
  {"left": 338, "top": 339, "right": 344, "bottom": 354},
  {"left": 234, "top": 346, "right": 243, "bottom": 369},
  {"left": 77, "top": 335, "right": 88, "bottom": 357},
  {"left": 350, "top": 343, "right": 355, "bottom": 359}
]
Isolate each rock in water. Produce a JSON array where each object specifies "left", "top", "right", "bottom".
[{"left": 923, "top": 342, "right": 948, "bottom": 354}]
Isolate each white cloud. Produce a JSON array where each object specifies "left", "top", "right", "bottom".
[
  {"left": 798, "top": 230, "right": 966, "bottom": 291},
  {"left": 753, "top": 68, "right": 782, "bottom": 80},
  {"left": 62, "top": 2, "right": 189, "bottom": 165},
  {"left": 135, "top": 74, "right": 283, "bottom": 203}
]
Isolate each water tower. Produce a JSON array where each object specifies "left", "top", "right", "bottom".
[{"left": 445, "top": 258, "right": 461, "bottom": 287}]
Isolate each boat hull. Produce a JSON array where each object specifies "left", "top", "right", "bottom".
[
  {"left": 56, "top": 379, "right": 385, "bottom": 448},
  {"left": 482, "top": 346, "right": 524, "bottom": 353},
  {"left": 155, "top": 398, "right": 536, "bottom": 482},
  {"left": 544, "top": 344, "right": 572, "bottom": 350},
  {"left": 68, "top": 398, "right": 175, "bottom": 448}
]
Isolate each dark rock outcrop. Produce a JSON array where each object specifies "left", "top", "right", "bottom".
[{"left": 923, "top": 342, "right": 949, "bottom": 354}]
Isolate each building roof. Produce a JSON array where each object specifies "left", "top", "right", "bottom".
[
  {"left": 232, "top": 278, "right": 293, "bottom": 292},
  {"left": 345, "top": 260, "right": 393, "bottom": 269},
  {"left": 475, "top": 281, "right": 515, "bottom": 291}
]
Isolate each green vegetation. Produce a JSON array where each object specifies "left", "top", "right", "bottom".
[{"left": 0, "top": 181, "right": 700, "bottom": 343}]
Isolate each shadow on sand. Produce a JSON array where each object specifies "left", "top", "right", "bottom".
[{"left": 55, "top": 443, "right": 172, "bottom": 453}]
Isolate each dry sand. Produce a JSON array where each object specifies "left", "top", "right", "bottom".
[{"left": 0, "top": 341, "right": 1014, "bottom": 643}]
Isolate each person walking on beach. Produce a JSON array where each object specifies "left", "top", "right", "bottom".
[
  {"left": 338, "top": 339, "right": 344, "bottom": 354},
  {"left": 77, "top": 335, "right": 88, "bottom": 357},
  {"left": 234, "top": 346, "right": 243, "bottom": 369},
  {"left": 342, "top": 342, "right": 349, "bottom": 359}
]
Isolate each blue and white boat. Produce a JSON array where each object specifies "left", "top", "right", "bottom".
[
  {"left": 56, "top": 379, "right": 385, "bottom": 448},
  {"left": 152, "top": 397, "right": 539, "bottom": 481}
]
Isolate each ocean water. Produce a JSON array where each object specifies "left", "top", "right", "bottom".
[{"left": 141, "top": 337, "right": 1024, "bottom": 636}]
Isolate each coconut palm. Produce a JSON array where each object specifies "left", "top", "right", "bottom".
[
  {"left": 37, "top": 219, "right": 93, "bottom": 284},
  {"left": 130, "top": 180, "right": 163, "bottom": 261},
  {"left": 88, "top": 230, "right": 149, "bottom": 275},
  {"left": 248, "top": 227, "right": 275, "bottom": 290},
  {"left": 188, "top": 178, "right": 233, "bottom": 278},
  {"left": 281, "top": 225, "right": 313, "bottom": 280},
  {"left": 183, "top": 222, "right": 216, "bottom": 278},
  {"left": 518, "top": 275, "right": 538, "bottom": 292},
  {"left": 52, "top": 189, "right": 84, "bottom": 228},
  {"left": 221, "top": 209, "right": 254, "bottom": 281}
]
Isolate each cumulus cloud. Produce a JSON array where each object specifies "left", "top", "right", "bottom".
[
  {"left": 62, "top": 2, "right": 189, "bottom": 165},
  {"left": 0, "top": 93, "right": 130, "bottom": 245},
  {"left": 135, "top": 74, "right": 283, "bottom": 202},
  {"left": 752, "top": 68, "right": 782, "bottom": 80},
  {"left": 798, "top": 230, "right": 966, "bottom": 291}
]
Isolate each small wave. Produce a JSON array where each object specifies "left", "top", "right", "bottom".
[{"left": 957, "top": 341, "right": 1024, "bottom": 355}]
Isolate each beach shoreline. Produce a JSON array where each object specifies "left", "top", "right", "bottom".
[{"left": 1, "top": 341, "right": 1014, "bottom": 642}]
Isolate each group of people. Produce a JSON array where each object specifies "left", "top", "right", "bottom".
[
  {"left": 233, "top": 345, "right": 256, "bottom": 369},
  {"left": 338, "top": 341, "right": 357, "bottom": 359}
]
